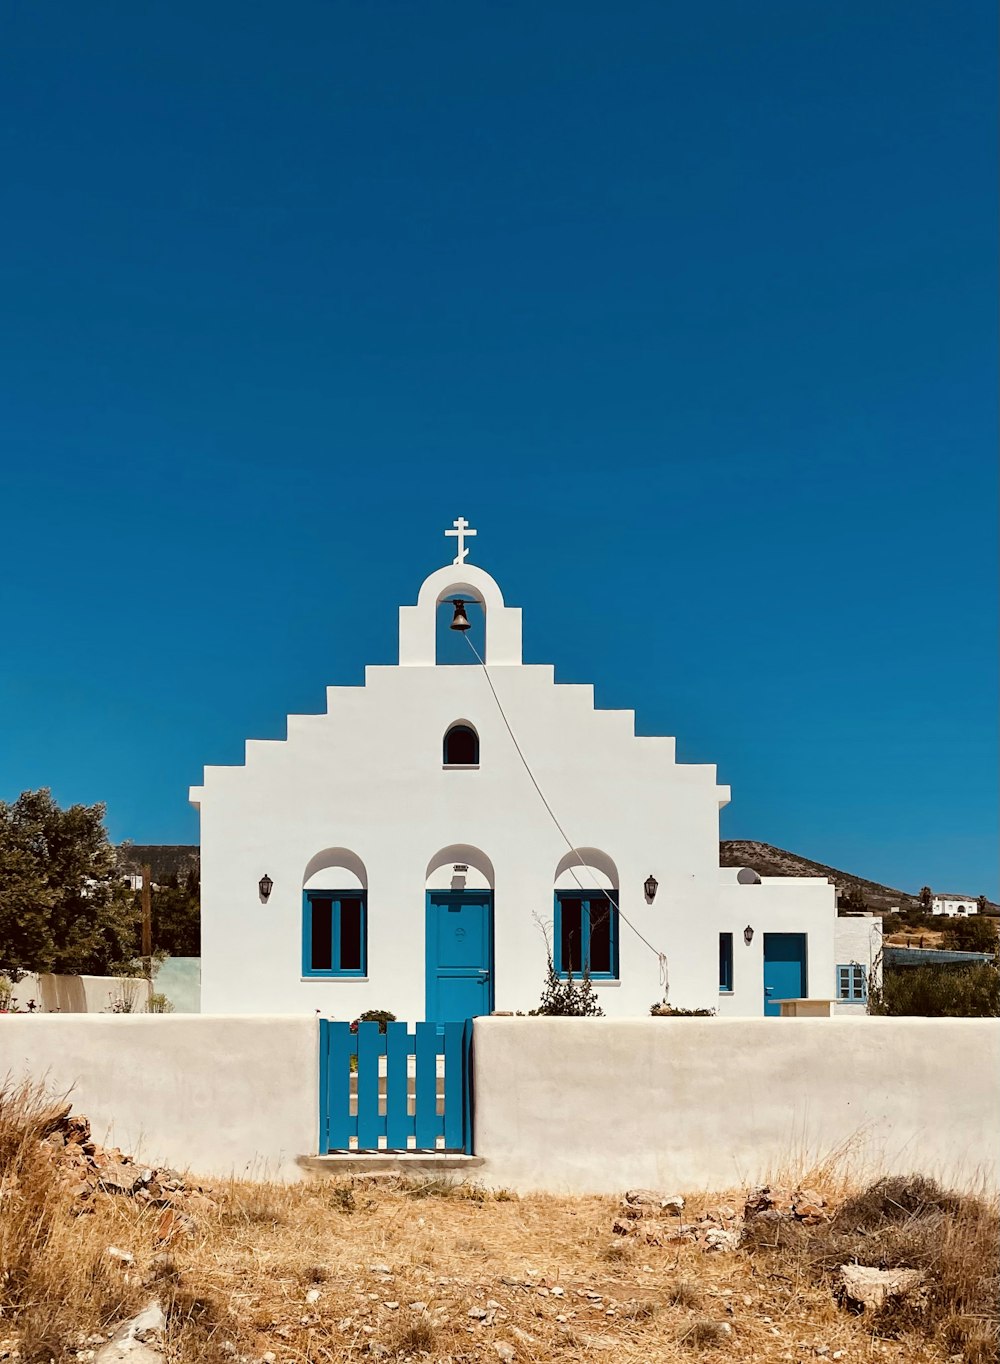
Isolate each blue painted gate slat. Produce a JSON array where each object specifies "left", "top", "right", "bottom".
[
  {"left": 442, "top": 1022, "right": 464, "bottom": 1151},
  {"left": 414, "top": 1022, "right": 441, "bottom": 1150},
  {"left": 356, "top": 1022, "right": 386, "bottom": 1149},
  {"left": 385, "top": 1022, "right": 413, "bottom": 1149},
  {"left": 319, "top": 1019, "right": 472, "bottom": 1154},
  {"left": 325, "top": 1022, "right": 356, "bottom": 1151}
]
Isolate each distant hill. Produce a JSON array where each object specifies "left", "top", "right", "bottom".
[
  {"left": 721, "top": 840, "right": 998, "bottom": 915},
  {"left": 116, "top": 840, "right": 995, "bottom": 913}
]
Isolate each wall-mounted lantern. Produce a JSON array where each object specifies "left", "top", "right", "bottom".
[
  {"left": 258, "top": 874, "right": 274, "bottom": 903},
  {"left": 644, "top": 875, "right": 659, "bottom": 902},
  {"left": 743, "top": 924, "right": 754, "bottom": 945}
]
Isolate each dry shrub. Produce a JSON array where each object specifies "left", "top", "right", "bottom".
[
  {"left": 666, "top": 1279, "right": 703, "bottom": 1310},
  {"left": 329, "top": 1181, "right": 356, "bottom": 1213},
  {"left": 624, "top": 1299, "right": 659, "bottom": 1321},
  {"left": 745, "top": 1172, "right": 999, "bottom": 1364},
  {"left": 219, "top": 1183, "right": 287, "bottom": 1227},
  {"left": 0, "top": 1080, "right": 146, "bottom": 1357},
  {"left": 401, "top": 1176, "right": 488, "bottom": 1201},
  {"left": 600, "top": 1238, "right": 634, "bottom": 1263},
  {"left": 379, "top": 1314, "right": 436, "bottom": 1357},
  {"left": 162, "top": 1284, "right": 229, "bottom": 1362},
  {"left": 678, "top": 1317, "right": 730, "bottom": 1349},
  {"left": 833, "top": 1173, "right": 964, "bottom": 1230}
]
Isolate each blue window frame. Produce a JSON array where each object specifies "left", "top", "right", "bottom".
[
  {"left": 837, "top": 963, "right": 866, "bottom": 1001},
  {"left": 554, "top": 891, "right": 618, "bottom": 979},
  {"left": 719, "top": 932, "right": 734, "bottom": 992},
  {"left": 303, "top": 892, "right": 367, "bottom": 976}
]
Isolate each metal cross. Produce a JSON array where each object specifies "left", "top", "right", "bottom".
[{"left": 445, "top": 516, "right": 477, "bottom": 564}]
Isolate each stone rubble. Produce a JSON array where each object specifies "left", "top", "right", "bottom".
[
  {"left": 612, "top": 1190, "right": 746, "bottom": 1251},
  {"left": 838, "top": 1264, "right": 926, "bottom": 1313},
  {"left": 39, "top": 1103, "right": 214, "bottom": 1236},
  {"left": 93, "top": 1302, "right": 165, "bottom": 1364},
  {"left": 743, "top": 1185, "right": 831, "bottom": 1227},
  {"left": 611, "top": 1182, "right": 832, "bottom": 1252}
]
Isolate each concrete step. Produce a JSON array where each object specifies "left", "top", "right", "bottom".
[{"left": 298, "top": 1153, "right": 484, "bottom": 1176}]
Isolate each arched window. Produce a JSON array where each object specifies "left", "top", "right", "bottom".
[
  {"left": 553, "top": 850, "right": 620, "bottom": 981},
  {"left": 301, "top": 849, "right": 368, "bottom": 978},
  {"left": 443, "top": 723, "right": 479, "bottom": 766}
]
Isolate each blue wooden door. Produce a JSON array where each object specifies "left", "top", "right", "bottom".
[
  {"left": 425, "top": 892, "right": 493, "bottom": 1023},
  {"left": 763, "top": 933, "right": 807, "bottom": 1016}
]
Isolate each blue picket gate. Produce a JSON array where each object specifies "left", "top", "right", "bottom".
[{"left": 319, "top": 1019, "right": 473, "bottom": 1154}]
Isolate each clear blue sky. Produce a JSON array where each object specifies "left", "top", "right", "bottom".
[{"left": 1, "top": 2, "right": 996, "bottom": 897}]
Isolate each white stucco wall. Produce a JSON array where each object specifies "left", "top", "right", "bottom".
[
  {"left": 4, "top": 1015, "right": 994, "bottom": 1192},
  {"left": 193, "top": 560, "right": 836, "bottom": 1019},
  {"left": 7, "top": 974, "right": 152, "bottom": 1014},
  {"left": 0, "top": 1016, "right": 316, "bottom": 1180},
  {"left": 472, "top": 1017, "right": 1000, "bottom": 1194},
  {"left": 832, "top": 915, "right": 882, "bottom": 1016}
]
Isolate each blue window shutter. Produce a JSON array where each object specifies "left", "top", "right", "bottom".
[{"left": 719, "top": 933, "right": 733, "bottom": 991}]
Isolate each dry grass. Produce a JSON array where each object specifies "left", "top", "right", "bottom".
[
  {"left": 1, "top": 1084, "right": 996, "bottom": 1363},
  {"left": 743, "top": 1174, "right": 999, "bottom": 1364}
]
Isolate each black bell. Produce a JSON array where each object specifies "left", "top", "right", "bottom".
[{"left": 449, "top": 598, "right": 472, "bottom": 632}]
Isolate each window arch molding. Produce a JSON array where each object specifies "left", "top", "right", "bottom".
[
  {"left": 425, "top": 843, "right": 495, "bottom": 891},
  {"left": 554, "top": 847, "right": 619, "bottom": 892},
  {"left": 553, "top": 848, "right": 620, "bottom": 981},
  {"left": 301, "top": 847, "right": 368, "bottom": 978},
  {"left": 443, "top": 720, "right": 480, "bottom": 767},
  {"left": 302, "top": 847, "right": 367, "bottom": 890}
]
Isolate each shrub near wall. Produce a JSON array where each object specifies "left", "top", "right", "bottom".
[{"left": 869, "top": 963, "right": 1000, "bottom": 1018}]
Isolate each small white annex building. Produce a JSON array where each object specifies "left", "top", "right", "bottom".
[{"left": 192, "top": 522, "right": 838, "bottom": 1020}]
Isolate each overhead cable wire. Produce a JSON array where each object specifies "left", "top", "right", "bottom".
[{"left": 462, "top": 630, "right": 668, "bottom": 985}]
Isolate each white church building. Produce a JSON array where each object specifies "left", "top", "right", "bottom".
[{"left": 192, "top": 521, "right": 838, "bottom": 1020}]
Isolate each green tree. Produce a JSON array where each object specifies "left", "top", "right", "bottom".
[
  {"left": 142, "top": 869, "right": 200, "bottom": 957},
  {"left": 918, "top": 885, "right": 933, "bottom": 911},
  {"left": 0, "top": 789, "right": 138, "bottom": 980},
  {"left": 977, "top": 894, "right": 989, "bottom": 915},
  {"left": 940, "top": 915, "right": 998, "bottom": 954}
]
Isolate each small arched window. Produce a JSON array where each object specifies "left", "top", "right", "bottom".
[{"left": 443, "top": 723, "right": 479, "bottom": 766}]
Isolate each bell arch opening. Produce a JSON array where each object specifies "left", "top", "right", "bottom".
[{"left": 435, "top": 588, "right": 485, "bottom": 666}]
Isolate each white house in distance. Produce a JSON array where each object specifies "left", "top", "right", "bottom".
[
  {"left": 931, "top": 894, "right": 980, "bottom": 917},
  {"left": 192, "top": 521, "right": 840, "bottom": 1020}
]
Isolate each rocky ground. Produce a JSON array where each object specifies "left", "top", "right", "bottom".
[{"left": 1, "top": 1100, "right": 995, "bottom": 1364}]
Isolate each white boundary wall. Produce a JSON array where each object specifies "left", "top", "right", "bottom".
[
  {"left": 8, "top": 974, "right": 152, "bottom": 1014},
  {"left": 2, "top": 1016, "right": 997, "bottom": 1192},
  {"left": 472, "top": 1017, "right": 1000, "bottom": 1193},
  {"left": 0, "top": 1016, "right": 317, "bottom": 1181}
]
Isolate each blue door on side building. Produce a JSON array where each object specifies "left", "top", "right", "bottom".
[
  {"left": 425, "top": 892, "right": 494, "bottom": 1023},
  {"left": 763, "top": 933, "right": 807, "bottom": 1016}
]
